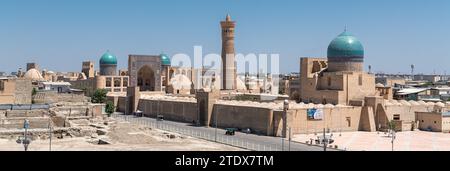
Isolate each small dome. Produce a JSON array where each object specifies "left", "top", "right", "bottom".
[
  {"left": 236, "top": 77, "right": 247, "bottom": 90},
  {"left": 328, "top": 31, "right": 364, "bottom": 58},
  {"left": 160, "top": 54, "right": 171, "bottom": 66},
  {"left": 376, "top": 83, "right": 385, "bottom": 88},
  {"left": 435, "top": 102, "right": 445, "bottom": 108},
  {"left": 100, "top": 51, "right": 117, "bottom": 65},
  {"left": 169, "top": 74, "right": 192, "bottom": 90},
  {"left": 24, "top": 68, "right": 44, "bottom": 81}
]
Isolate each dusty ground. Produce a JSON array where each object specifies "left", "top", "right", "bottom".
[
  {"left": 0, "top": 120, "right": 242, "bottom": 151},
  {"left": 293, "top": 131, "right": 450, "bottom": 151}
]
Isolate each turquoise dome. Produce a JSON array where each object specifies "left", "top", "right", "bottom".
[
  {"left": 160, "top": 53, "right": 171, "bottom": 66},
  {"left": 100, "top": 51, "right": 117, "bottom": 65},
  {"left": 327, "top": 31, "right": 364, "bottom": 58}
]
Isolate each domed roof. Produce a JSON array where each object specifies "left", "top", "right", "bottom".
[
  {"left": 100, "top": 51, "right": 117, "bottom": 65},
  {"left": 169, "top": 74, "right": 192, "bottom": 90},
  {"left": 24, "top": 68, "right": 44, "bottom": 81},
  {"left": 160, "top": 54, "right": 171, "bottom": 66},
  {"left": 327, "top": 31, "right": 364, "bottom": 58},
  {"left": 376, "top": 83, "right": 385, "bottom": 88}
]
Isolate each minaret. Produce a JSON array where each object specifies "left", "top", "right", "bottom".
[{"left": 221, "top": 14, "right": 237, "bottom": 90}]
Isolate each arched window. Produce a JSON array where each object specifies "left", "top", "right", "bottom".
[
  {"left": 114, "top": 78, "right": 121, "bottom": 87},
  {"left": 106, "top": 78, "right": 112, "bottom": 87}
]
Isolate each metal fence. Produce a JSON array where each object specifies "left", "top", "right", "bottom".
[{"left": 111, "top": 114, "right": 293, "bottom": 151}]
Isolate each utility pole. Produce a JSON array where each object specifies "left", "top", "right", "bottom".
[
  {"left": 215, "top": 113, "right": 218, "bottom": 142},
  {"left": 288, "top": 127, "right": 291, "bottom": 151},
  {"left": 322, "top": 128, "right": 334, "bottom": 151},
  {"left": 391, "top": 130, "right": 396, "bottom": 151},
  {"left": 323, "top": 128, "right": 327, "bottom": 151},
  {"left": 282, "top": 100, "right": 290, "bottom": 151},
  {"left": 48, "top": 122, "right": 53, "bottom": 151},
  {"left": 17, "top": 119, "right": 31, "bottom": 151}
]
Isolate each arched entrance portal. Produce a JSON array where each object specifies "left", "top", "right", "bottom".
[{"left": 137, "top": 66, "right": 155, "bottom": 91}]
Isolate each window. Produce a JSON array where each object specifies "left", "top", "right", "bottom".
[
  {"left": 123, "top": 78, "right": 129, "bottom": 87},
  {"left": 114, "top": 78, "right": 121, "bottom": 87},
  {"left": 106, "top": 78, "right": 112, "bottom": 87},
  {"left": 434, "top": 121, "right": 437, "bottom": 124},
  {"left": 358, "top": 74, "right": 363, "bottom": 86},
  {"left": 0, "top": 80, "right": 4, "bottom": 91},
  {"left": 327, "top": 77, "right": 331, "bottom": 86},
  {"left": 393, "top": 114, "right": 400, "bottom": 121},
  {"left": 346, "top": 117, "right": 351, "bottom": 127}
]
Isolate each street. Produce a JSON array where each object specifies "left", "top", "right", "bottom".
[{"left": 113, "top": 113, "right": 333, "bottom": 151}]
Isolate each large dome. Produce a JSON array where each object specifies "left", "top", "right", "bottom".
[
  {"left": 24, "top": 68, "right": 44, "bottom": 81},
  {"left": 160, "top": 54, "right": 171, "bottom": 66},
  {"left": 327, "top": 31, "right": 364, "bottom": 59},
  {"left": 100, "top": 51, "right": 118, "bottom": 65}
]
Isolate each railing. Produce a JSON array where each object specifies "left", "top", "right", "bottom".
[{"left": 0, "top": 104, "right": 50, "bottom": 110}]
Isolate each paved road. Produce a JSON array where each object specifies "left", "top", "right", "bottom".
[{"left": 113, "top": 114, "right": 333, "bottom": 151}]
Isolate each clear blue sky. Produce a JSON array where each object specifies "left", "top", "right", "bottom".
[{"left": 0, "top": 0, "right": 449, "bottom": 74}]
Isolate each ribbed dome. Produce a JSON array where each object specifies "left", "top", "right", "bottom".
[
  {"left": 160, "top": 54, "right": 171, "bottom": 66},
  {"left": 327, "top": 31, "right": 364, "bottom": 58},
  {"left": 100, "top": 51, "right": 117, "bottom": 65},
  {"left": 169, "top": 74, "right": 192, "bottom": 90},
  {"left": 24, "top": 68, "right": 44, "bottom": 81}
]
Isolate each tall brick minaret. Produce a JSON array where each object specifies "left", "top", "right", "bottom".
[{"left": 221, "top": 14, "right": 237, "bottom": 90}]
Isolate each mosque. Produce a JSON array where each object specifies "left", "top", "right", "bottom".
[
  {"left": 3, "top": 14, "right": 448, "bottom": 135},
  {"left": 115, "top": 28, "right": 449, "bottom": 135},
  {"left": 299, "top": 30, "right": 376, "bottom": 105},
  {"left": 71, "top": 15, "right": 273, "bottom": 97}
]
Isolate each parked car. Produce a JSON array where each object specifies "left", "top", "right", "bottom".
[
  {"left": 242, "top": 128, "right": 251, "bottom": 134},
  {"left": 225, "top": 128, "right": 237, "bottom": 136},
  {"left": 157, "top": 115, "right": 164, "bottom": 121}
]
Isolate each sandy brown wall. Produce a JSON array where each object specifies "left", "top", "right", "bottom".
[
  {"left": 212, "top": 104, "right": 274, "bottom": 136},
  {"left": 137, "top": 99, "right": 198, "bottom": 123},
  {"left": 285, "top": 107, "right": 363, "bottom": 135}
]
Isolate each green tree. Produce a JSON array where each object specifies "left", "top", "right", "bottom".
[
  {"left": 388, "top": 120, "right": 396, "bottom": 132},
  {"left": 105, "top": 101, "right": 115, "bottom": 117},
  {"left": 91, "top": 89, "right": 108, "bottom": 103},
  {"left": 32, "top": 88, "right": 37, "bottom": 96},
  {"left": 31, "top": 88, "right": 37, "bottom": 104}
]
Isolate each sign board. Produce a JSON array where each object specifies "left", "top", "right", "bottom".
[{"left": 307, "top": 108, "right": 323, "bottom": 120}]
